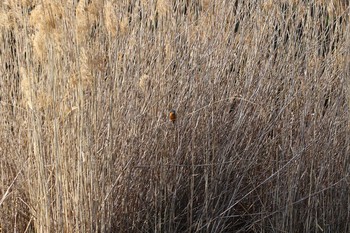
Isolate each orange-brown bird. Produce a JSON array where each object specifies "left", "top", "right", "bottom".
[{"left": 169, "top": 109, "right": 176, "bottom": 124}]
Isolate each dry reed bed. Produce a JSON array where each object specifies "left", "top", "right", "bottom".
[{"left": 0, "top": 0, "right": 349, "bottom": 232}]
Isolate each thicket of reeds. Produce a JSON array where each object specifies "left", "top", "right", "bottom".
[{"left": 0, "top": 0, "right": 350, "bottom": 232}]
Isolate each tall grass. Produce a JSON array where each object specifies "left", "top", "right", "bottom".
[{"left": 0, "top": 0, "right": 349, "bottom": 232}]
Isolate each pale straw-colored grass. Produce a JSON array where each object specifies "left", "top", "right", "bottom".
[{"left": 0, "top": 0, "right": 349, "bottom": 232}]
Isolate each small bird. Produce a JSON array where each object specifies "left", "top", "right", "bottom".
[{"left": 169, "top": 109, "right": 176, "bottom": 124}]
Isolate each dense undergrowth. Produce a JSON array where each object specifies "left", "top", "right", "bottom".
[{"left": 0, "top": 0, "right": 350, "bottom": 232}]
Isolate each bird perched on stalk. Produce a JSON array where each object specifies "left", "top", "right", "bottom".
[{"left": 169, "top": 109, "right": 176, "bottom": 124}]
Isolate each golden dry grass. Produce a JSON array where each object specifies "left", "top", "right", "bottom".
[{"left": 0, "top": 0, "right": 350, "bottom": 232}]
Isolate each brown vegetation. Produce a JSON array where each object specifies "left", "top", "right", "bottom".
[{"left": 0, "top": 0, "right": 350, "bottom": 232}]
